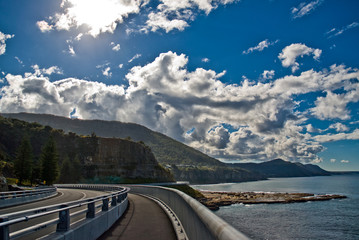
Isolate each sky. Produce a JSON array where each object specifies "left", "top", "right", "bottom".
[{"left": 0, "top": 0, "right": 358, "bottom": 171}]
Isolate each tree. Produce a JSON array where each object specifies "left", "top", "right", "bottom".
[
  {"left": 14, "top": 135, "right": 33, "bottom": 185},
  {"left": 40, "top": 136, "right": 59, "bottom": 185},
  {"left": 58, "top": 156, "right": 72, "bottom": 183},
  {"left": 72, "top": 155, "right": 82, "bottom": 183}
]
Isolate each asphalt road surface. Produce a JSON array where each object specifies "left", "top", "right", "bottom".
[{"left": 99, "top": 194, "right": 176, "bottom": 240}]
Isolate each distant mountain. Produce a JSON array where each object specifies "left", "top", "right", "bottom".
[{"left": 232, "top": 159, "right": 330, "bottom": 178}]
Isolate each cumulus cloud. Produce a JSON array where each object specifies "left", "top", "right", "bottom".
[
  {"left": 102, "top": 67, "right": 112, "bottom": 77},
  {"left": 278, "top": 43, "right": 322, "bottom": 72},
  {"left": 243, "top": 39, "right": 278, "bottom": 55},
  {"left": 329, "top": 123, "right": 349, "bottom": 132},
  {"left": 330, "top": 158, "right": 336, "bottom": 163},
  {"left": 291, "top": 0, "right": 323, "bottom": 19},
  {"left": 1, "top": 52, "right": 359, "bottom": 163},
  {"left": 326, "top": 22, "right": 359, "bottom": 39},
  {"left": 68, "top": 45, "right": 76, "bottom": 56},
  {"left": 261, "top": 70, "right": 275, "bottom": 80},
  {"left": 341, "top": 160, "right": 349, "bottom": 163},
  {"left": 143, "top": 0, "right": 236, "bottom": 33},
  {"left": 110, "top": 42, "right": 121, "bottom": 51},
  {"left": 37, "top": 0, "right": 237, "bottom": 37},
  {"left": 30, "top": 65, "right": 63, "bottom": 76},
  {"left": 36, "top": 20, "right": 53, "bottom": 32},
  {"left": 202, "top": 58, "right": 210, "bottom": 63},
  {"left": 311, "top": 91, "right": 353, "bottom": 120},
  {"left": 0, "top": 31, "right": 14, "bottom": 55}
]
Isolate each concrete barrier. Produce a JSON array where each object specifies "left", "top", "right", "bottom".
[{"left": 128, "top": 185, "right": 250, "bottom": 240}]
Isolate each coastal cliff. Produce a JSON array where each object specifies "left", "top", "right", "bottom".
[{"left": 0, "top": 116, "right": 173, "bottom": 183}]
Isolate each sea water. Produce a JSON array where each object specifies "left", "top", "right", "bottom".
[{"left": 192, "top": 174, "right": 359, "bottom": 240}]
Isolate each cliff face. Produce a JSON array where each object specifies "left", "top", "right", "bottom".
[
  {"left": 92, "top": 138, "right": 173, "bottom": 181},
  {"left": 0, "top": 116, "right": 173, "bottom": 183}
]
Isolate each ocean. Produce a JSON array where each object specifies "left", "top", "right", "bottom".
[{"left": 192, "top": 174, "right": 359, "bottom": 240}]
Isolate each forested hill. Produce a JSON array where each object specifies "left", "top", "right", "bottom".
[
  {"left": 0, "top": 115, "right": 173, "bottom": 183},
  {"left": 1, "top": 112, "right": 221, "bottom": 167}
]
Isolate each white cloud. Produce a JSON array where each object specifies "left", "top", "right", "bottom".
[
  {"left": 1, "top": 51, "right": 359, "bottom": 164},
  {"left": 330, "top": 158, "right": 336, "bottom": 163},
  {"left": 311, "top": 91, "right": 350, "bottom": 120},
  {"left": 278, "top": 43, "right": 322, "bottom": 72},
  {"left": 341, "top": 160, "right": 349, "bottom": 163},
  {"left": 243, "top": 39, "right": 278, "bottom": 55},
  {"left": 102, "top": 67, "right": 112, "bottom": 77},
  {"left": 36, "top": 20, "right": 53, "bottom": 32},
  {"left": 119, "top": 64, "right": 124, "bottom": 69},
  {"left": 145, "top": 12, "right": 189, "bottom": 33},
  {"left": 143, "top": 0, "right": 237, "bottom": 33},
  {"left": 15, "top": 56, "right": 23, "bottom": 65},
  {"left": 128, "top": 53, "right": 142, "bottom": 63},
  {"left": 30, "top": 65, "right": 63, "bottom": 77},
  {"left": 261, "top": 70, "right": 275, "bottom": 80},
  {"left": 202, "top": 58, "right": 210, "bottom": 63},
  {"left": 37, "top": 0, "right": 237, "bottom": 37},
  {"left": 314, "top": 129, "right": 359, "bottom": 142},
  {"left": 0, "top": 31, "right": 14, "bottom": 55},
  {"left": 38, "top": 0, "right": 144, "bottom": 37},
  {"left": 326, "top": 22, "right": 359, "bottom": 38},
  {"left": 328, "top": 123, "right": 349, "bottom": 132},
  {"left": 110, "top": 42, "right": 121, "bottom": 51},
  {"left": 291, "top": 0, "right": 323, "bottom": 19},
  {"left": 68, "top": 45, "right": 76, "bottom": 56}
]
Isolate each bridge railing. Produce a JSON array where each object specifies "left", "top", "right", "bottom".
[
  {"left": 0, "top": 185, "right": 129, "bottom": 240},
  {"left": 0, "top": 187, "right": 58, "bottom": 208}
]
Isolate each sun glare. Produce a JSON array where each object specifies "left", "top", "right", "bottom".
[{"left": 65, "top": 0, "right": 137, "bottom": 36}]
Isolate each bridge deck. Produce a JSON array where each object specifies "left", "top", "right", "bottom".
[{"left": 99, "top": 193, "right": 177, "bottom": 240}]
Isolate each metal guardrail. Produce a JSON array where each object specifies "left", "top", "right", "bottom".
[
  {"left": 0, "top": 185, "right": 129, "bottom": 240},
  {"left": 0, "top": 187, "right": 57, "bottom": 200}
]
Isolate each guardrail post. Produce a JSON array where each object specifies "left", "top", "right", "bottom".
[
  {"left": 0, "top": 217, "right": 9, "bottom": 240},
  {"left": 57, "top": 205, "right": 70, "bottom": 232},
  {"left": 111, "top": 196, "right": 117, "bottom": 206},
  {"left": 87, "top": 201, "right": 95, "bottom": 218},
  {"left": 102, "top": 198, "right": 109, "bottom": 211},
  {"left": 117, "top": 194, "right": 122, "bottom": 203}
]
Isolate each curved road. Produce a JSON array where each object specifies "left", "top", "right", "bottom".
[
  {"left": 0, "top": 188, "right": 106, "bottom": 240},
  {"left": 99, "top": 194, "right": 176, "bottom": 240}
]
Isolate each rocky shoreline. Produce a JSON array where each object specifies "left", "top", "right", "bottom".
[{"left": 198, "top": 191, "right": 347, "bottom": 210}]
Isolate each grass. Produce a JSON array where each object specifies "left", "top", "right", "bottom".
[{"left": 164, "top": 184, "right": 204, "bottom": 199}]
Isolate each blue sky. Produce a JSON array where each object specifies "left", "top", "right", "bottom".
[{"left": 0, "top": 0, "right": 358, "bottom": 171}]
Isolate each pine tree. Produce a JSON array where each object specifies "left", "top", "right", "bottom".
[
  {"left": 14, "top": 135, "right": 33, "bottom": 185},
  {"left": 40, "top": 136, "right": 59, "bottom": 185},
  {"left": 58, "top": 156, "right": 72, "bottom": 183},
  {"left": 72, "top": 155, "right": 82, "bottom": 183}
]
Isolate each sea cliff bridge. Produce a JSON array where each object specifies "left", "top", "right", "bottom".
[{"left": 0, "top": 184, "right": 249, "bottom": 240}]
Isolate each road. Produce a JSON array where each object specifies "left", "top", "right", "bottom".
[
  {"left": 99, "top": 194, "right": 176, "bottom": 240},
  {"left": 0, "top": 188, "right": 106, "bottom": 240}
]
